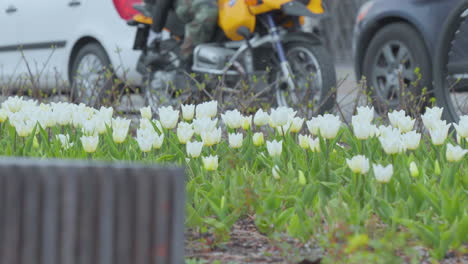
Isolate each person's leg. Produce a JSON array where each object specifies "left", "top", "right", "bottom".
[{"left": 179, "top": 0, "right": 218, "bottom": 62}]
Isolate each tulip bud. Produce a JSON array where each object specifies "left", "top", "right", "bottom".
[
  {"left": 242, "top": 115, "right": 252, "bottom": 130},
  {"left": 298, "top": 171, "right": 306, "bottom": 186},
  {"left": 434, "top": 160, "right": 441, "bottom": 176},
  {"left": 409, "top": 162, "right": 419, "bottom": 177},
  {"left": 272, "top": 165, "right": 280, "bottom": 179},
  {"left": 33, "top": 136, "right": 39, "bottom": 149},
  {"left": 220, "top": 196, "right": 225, "bottom": 210},
  {"left": 253, "top": 132, "right": 264, "bottom": 146}
]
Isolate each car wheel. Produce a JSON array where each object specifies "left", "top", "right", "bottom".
[
  {"left": 362, "top": 22, "right": 432, "bottom": 114},
  {"left": 70, "top": 43, "right": 114, "bottom": 107}
]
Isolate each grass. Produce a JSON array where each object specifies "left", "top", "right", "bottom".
[{"left": 0, "top": 96, "right": 467, "bottom": 263}]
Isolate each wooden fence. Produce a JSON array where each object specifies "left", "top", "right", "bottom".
[{"left": 0, "top": 158, "right": 185, "bottom": 264}]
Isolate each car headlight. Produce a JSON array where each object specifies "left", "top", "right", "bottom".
[{"left": 356, "top": 1, "right": 375, "bottom": 24}]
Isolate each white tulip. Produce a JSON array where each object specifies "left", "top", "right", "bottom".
[
  {"left": 0, "top": 109, "right": 8, "bottom": 122},
  {"left": 352, "top": 116, "right": 377, "bottom": 140},
  {"left": 81, "top": 119, "right": 97, "bottom": 136},
  {"left": 221, "top": 110, "right": 242, "bottom": 129},
  {"left": 228, "top": 133, "right": 243, "bottom": 149},
  {"left": 177, "top": 122, "right": 194, "bottom": 144},
  {"left": 270, "top": 107, "right": 295, "bottom": 128},
  {"left": 158, "top": 106, "right": 179, "bottom": 129},
  {"left": 254, "top": 109, "right": 269, "bottom": 126},
  {"left": 379, "top": 128, "right": 406, "bottom": 154},
  {"left": 196, "top": 101, "right": 217, "bottom": 119},
  {"left": 136, "top": 128, "right": 156, "bottom": 152},
  {"left": 346, "top": 155, "right": 370, "bottom": 174},
  {"left": 356, "top": 106, "right": 374, "bottom": 123},
  {"left": 186, "top": 141, "right": 203, "bottom": 158},
  {"left": 388, "top": 110, "right": 415, "bottom": 133},
  {"left": 2, "top": 96, "right": 27, "bottom": 113},
  {"left": 298, "top": 134, "right": 310, "bottom": 149},
  {"left": 319, "top": 114, "right": 342, "bottom": 139},
  {"left": 446, "top": 143, "right": 468, "bottom": 162},
  {"left": 56, "top": 134, "right": 74, "bottom": 150},
  {"left": 290, "top": 117, "right": 304, "bottom": 133},
  {"left": 429, "top": 120, "right": 451, "bottom": 146},
  {"left": 422, "top": 107, "right": 443, "bottom": 131},
  {"left": 202, "top": 155, "right": 218, "bottom": 171},
  {"left": 241, "top": 115, "right": 252, "bottom": 130},
  {"left": 201, "top": 128, "right": 222, "bottom": 147},
  {"left": 193, "top": 117, "right": 218, "bottom": 135},
  {"left": 152, "top": 133, "right": 165, "bottom": 149},
  {"left": 81, "top": 135, "right": 99, "bottom": 153},
  {"left": 112, "top": 117, "right": 131, "bottom": 144},
  {"left": 266, "top": 140, "right": 283, "bottom": 157},
  {"left": 402, "top": 131, "right": 421, "bottom": 150},
  {"left": 140, "top": 106, "right": 152, "bottom": 119},
  {"left": 306, "top": 118, "right": 320, "bottom": 136},
  {"left": 181, "top": 104, "right": 195, "bottom": 121},
  {"left": 388, "top": 110, "right": 406, "bottom": 128},
  {"left": 308, "top": 137, "right": 320, "bottom": 152},
  {"left": 373, "top": 164, "right": 393, "bottom": 183},
  {"left": 454, "top": 115, "right": 468, "bottom": 139},
  {"left": 15, "top": 120, "right": 36, "bottom": 137},
  {"left": 253, "top": 132, "right": 264, "bottom": 146}
]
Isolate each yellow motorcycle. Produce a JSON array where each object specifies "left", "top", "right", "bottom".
[{"left": 129, "top": 0, "right": 336, "bottom": 115}]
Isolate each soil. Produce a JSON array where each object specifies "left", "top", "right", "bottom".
[{"left": 185, "top": 218, "right": 468, "bottom": 264}]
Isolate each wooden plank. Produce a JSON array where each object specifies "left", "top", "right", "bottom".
[
  {"left": 60, "top": 167, "right": 80, "bottom": 264},
  {"left": 115, "top": 168, "right": 135, "bottom": 264},
  {"left": 21, "top": 168, "right": 41, "bottom": 264},
  {"left": 169, "top": 169, "right": 186, "bottom": 264},
  {"left": 41, "top": 168, "right": 60, "bottom": 264},
  {"left": 153, "top": 173, "right": 170, "bottom": 264},
  {"left": 134, "top": 170, "right": 152, "bottom": 264},
  {"left": 1, "top": 167, "right": 22, "bottom": 264},
  {"left": 78, "top": 168, "right": 98, "bottom": 264},
  {"left": 96, "top": 166, "right": 115, "bottom": 264}
]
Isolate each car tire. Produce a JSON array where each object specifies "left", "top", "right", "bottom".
[
  {"left": 362, "top": 22, "right": 432, "bottom": 114},
  {"left": 70, "top": 43, "right": 114, "bottom": 107}
]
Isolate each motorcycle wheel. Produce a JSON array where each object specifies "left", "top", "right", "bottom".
[
  {"left": 142, "top": 40, "right": 195, "bottom": 111},
  {"left": 433, "top": 0, "right": 468, "bottom": 123},
  {"left": 270, "top": 42, "right": 336, "bottom": 117}
]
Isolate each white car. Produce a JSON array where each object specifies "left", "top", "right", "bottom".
[{"left": 0, "top": 0, "right": 143, "bottom": 102}]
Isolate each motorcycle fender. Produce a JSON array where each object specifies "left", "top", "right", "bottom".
[{"left": 281, "top": 32, "right": 322, "bottom": 46}]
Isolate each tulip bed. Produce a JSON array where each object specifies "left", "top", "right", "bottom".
[{"left": 1, "top": 96, "right": 467, "bottom": 263}]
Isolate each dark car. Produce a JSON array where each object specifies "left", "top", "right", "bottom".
[{"left": 352, "top": 0, "right": 461, "bottom": 111}]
